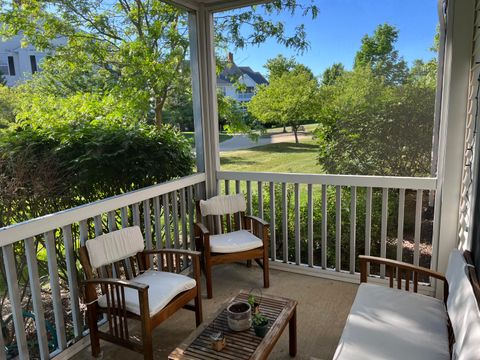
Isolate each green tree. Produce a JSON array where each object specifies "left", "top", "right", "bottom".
[
  {"left": 321, "top": 63, "right": 345, "bottom": 86},
  {"left": 248, "top": 69, "right": 318, "bottom": 143},
  {"left": 0, "top": 70, "right": 6, "bottom": 86},
  {"left": 0, "top": 0, "right": 318, "bottom": 127},
  {"left": 354, "top": 24, "right": 408, "bottom": 85},
  {"left": 316, "top": 66, "right": 434, "bottom": 176}
]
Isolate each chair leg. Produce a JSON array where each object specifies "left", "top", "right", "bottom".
[
  {"left": 194, "top": 290, "right": 203, "bottom": 326},
  {"left": 205, "top": 259, "right": 213, "bottom": 299},
  {"left": 142, "top": 322, "right": 153, "bottom": 360},
  {"left": 263, "top": 251, "right": 270, "bottom": 289},
  {"left": 246, "top": 260, "right": 252, "bottom": 267},
  {"left": 87, "top": 307, "right": 101, "bottom": 357}
]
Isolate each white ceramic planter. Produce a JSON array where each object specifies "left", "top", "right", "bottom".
[{"left": 227, "top": 302, "right": 252, "bottom": 331}]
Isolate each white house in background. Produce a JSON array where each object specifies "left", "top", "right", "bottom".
[
  {"left": 0, "top": 33, "right": 65, "bottom": 87},
  {"left": 217, "top": 53, "right": 268, "bottom": 102}
]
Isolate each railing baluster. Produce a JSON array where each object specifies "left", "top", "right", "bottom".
[
  {"left": 282, "top": 182, "right": 288, "bottom": 263},
  {"left": 380, "top": 188, "right": 389, "bottom": 278},
  {"left": 335, "top": 186, "right": 341, "bottom": 272},
  {"left": 235, "top": 180, "right": 241, "bottom": 194},
  {"left": 62, "top": 225, "right": 83, "bottom": 338},
  {"left": 350, "top": 186, "right": 357, "bottom": 274},
  {"left": 294, "top": 183, "right": 301, "bottom": 265},
  {"left": 270, "top": 181, "right": 276, "bottom": 261},
  {"left": 414, "top": 190, "right": 423, "bottom": 266},
  {"left": 247, "top": 180, "right": 252, "bottom": 215},
  {"left": 94, "top": 215, "right": 103, "bottom": 236},
  {"left": 120, "top": 207, "right": 129, "bottom": 228},
  {"left": 143, "top": 199, "right": 153, "bottom": 268},
  {"left": 188, "top": 186, "right": 195, "bottom": 250},
  {"left": 107, "top": 211, "right": 117, "bottom": 231},
  {"left": 172, "top": 191, "right": 180, "bottom": 249},
  {"left": 25, "top": 237, "right": 50, "bottom": 359},
  {"left": 307, "top": 184, "right": 314, "bottom": 267},
  {"left": 44, "top": 231, "right": 68, "bottom": 350},
  {"left": 365, "top": 187, "right": 372, "bottom": 275},
  {"left": 225, "top": 181, "right": 232, "bottom": 232},
  {"left": 0, "top": 319, "right": 5, "bottom": 360},
  {"left": 180, "top": 188, "right": 187, "bottom": 250},
  {"left": 163, "top": 193, "right": 172, "bottom": 248},
  {"left": 397, "top": 189, "right": 405, "bottom": 262},
  {"left": 132, "top": 203, "right": 141, "bottom": 227},
  {"left": 2, "top": 244, "right": 29, "bottom": 359},
  {"left": 225, "top": 179, "right": 230, "bottom": 195},
  {"left": 258, "top": 181, "right": 264, "bottom": 218},
  {"left": 321, "top": 184, "right": 327, "bottom": 269},
  {"left": 154, "top": 196, "right": 162, "bottom": 249}
]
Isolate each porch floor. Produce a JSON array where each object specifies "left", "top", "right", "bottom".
[{"left": 72, "top": 264, "right": 358, "bottom": 360}]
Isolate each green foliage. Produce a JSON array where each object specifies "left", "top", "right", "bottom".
[
  {"left": 321, "top": 63, "right": 345, "bottom": 86},
  {"left": 354, "top": 23, "right": 408, "bottom": 85},
  {"left": 248, "top": 68, "right": 319, "bottom": 143},
  {"left": 0, "top": 85, "right": 16, "bottom": 128},
  {"left": 0, "top": 70, "right": 6, "bottom": 86},
  {"left": 316, "top": 66, "right": 434, "bottom": 176},
  {"left": 252, "top": 312, "right": 268, "bottom": 326},
  {"left": 0, "top": 122, "right": 194, "bottom": 226}
]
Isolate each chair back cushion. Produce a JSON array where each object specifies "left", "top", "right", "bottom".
[
  {"left": 200, "top": 194, "right": 246, "bottom": 216},
  {"left": 446, "top": 249, "right": 480, "bottom": 360},
  {"left": 86, "top": 226, "right": 145, "bottom": 268}
]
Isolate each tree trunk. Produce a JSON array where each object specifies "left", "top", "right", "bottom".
[
  {"left": 293, "top": 127, "right": 299, "bottom": 143},
  {"left": 283, "top": 125, "right": 287, "bottom": 133}
]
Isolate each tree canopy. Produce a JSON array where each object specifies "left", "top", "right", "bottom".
[{"left": 248, "top": 67, "right": 318, "bottom": 143}]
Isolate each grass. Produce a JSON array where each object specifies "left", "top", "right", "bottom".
[
  {"left": 220, "top": 139, "right": 323, "bottom": 174},
  {"left": 183, "top": 132, "right": 233, "bottom": 144}
]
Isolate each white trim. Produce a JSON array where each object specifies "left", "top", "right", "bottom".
[
  {"left": 218, "top": 171, "right": 437, "bottom": 190},
  {"left": 0, "top": 173, "right": 206, "bottom": 247}
]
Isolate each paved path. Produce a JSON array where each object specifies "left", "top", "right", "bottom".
[{"left": 220, "top": 132, "right": 313, "bottom": 151}]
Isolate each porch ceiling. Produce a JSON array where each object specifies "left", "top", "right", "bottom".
[{"left": 167, "top": 0, "right": 272, "bottom": 12}]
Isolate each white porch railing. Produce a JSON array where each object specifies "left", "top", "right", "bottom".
[
  {"left": 0, "top": 173, "right": 205, "bottom": 360},
  {"left": 0, "top": 170, "right": 439, "bottom": 359},
  {"left": 217, "top": 171, "right": 438, "bottom": 280}
]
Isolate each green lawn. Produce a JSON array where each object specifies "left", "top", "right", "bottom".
[
  {"left": 183, "top": 132, "right": 233, "bottom": 144},
  {"left": 220, "top": 139, "right": 323, "bottom": 174}
]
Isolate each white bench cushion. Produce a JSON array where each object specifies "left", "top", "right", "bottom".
[
  {"left": 200, "top": 194, "right": 246, "bottom": 216},
  {"left": 333, "top": 283, "right": 450, "bottom": 360},
  {"left": 446, "top": 249, "right": 480, "bottom": 360},
  {"left": 210, "top": 230, "right": 263, "bottom": 253},
  {"left": 98, "top": 270, "right": 196, "bottom": 317},
  {"left": 86, "top": 226, "right": 144, "bottom": 268}
]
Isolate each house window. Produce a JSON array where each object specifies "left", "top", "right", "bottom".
[
  {"left": 8, "top": 56, "right": 15, "bottom": 76},
  {"left": 30, "top": 55, "right": 38, "bottom": 74},
  {"left": 0, "top": 56, "right": 8, "bottom": 76}
]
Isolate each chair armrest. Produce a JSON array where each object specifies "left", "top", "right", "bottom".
[
  {"left": 142, "top": 249, "right": 201, "bottom": 257},
  {"left": 82, "top": 278, "right": 149, "bottom": 291},
  {"left": 245, "top": 215, "right": 269, "bottom": 228},
  {"left": 194, "top": 222, "right": 210, "bottom": 235},
  {"left": 359, "top": 255, "right": 448, "bottom": 302}
]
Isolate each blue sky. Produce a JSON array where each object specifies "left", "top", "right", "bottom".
[{"left": 218, "top": 0, "right": 438, "bottom": 77}]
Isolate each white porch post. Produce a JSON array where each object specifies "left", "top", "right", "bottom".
[
  {"left": 189, "top": 6, "right": 220, "bottom": 199},
  {"left": 433, "top": 0, "right": 475, "bottom": 279}
]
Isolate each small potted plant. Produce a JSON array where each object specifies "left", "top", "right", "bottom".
[
  {"left": 227, "top": 301, "right": 252, "bottom": 331},
  {"left": 252, "top": 312, "right": 269, "bottom": 337},
  {"left": 248, "top": 294, "right": 260, "bottom": 315}
]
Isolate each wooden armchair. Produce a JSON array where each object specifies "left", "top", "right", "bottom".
[
  {"left": 194, "top": 193, "right": 269, "bottom": 299},
  {"left": 79, "top": 226, "right": 202, "bottom": 360}
]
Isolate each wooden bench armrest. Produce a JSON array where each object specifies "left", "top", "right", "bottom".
[
  {"left": 141, "top": 249, "right": 202, "bottom": 282},
  {"left": 359, "top": 255, "right": 448, "bottom": 303},
  {"left": 244, "top": 215, "right": 269, "bottom": 228},
  {"left": 194, "top": 222, "right": 210, "bottom": 235},
  {"left": 142, "top": 249, "right": 201, "bottom": 257}
]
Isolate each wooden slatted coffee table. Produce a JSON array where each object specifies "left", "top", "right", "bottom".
[{"left": 169, "top": 291, "right": 297, "bottom": 360}]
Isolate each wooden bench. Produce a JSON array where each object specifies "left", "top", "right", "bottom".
[{"left": 333, "top": 249, "right": 480, "bottom": 360}]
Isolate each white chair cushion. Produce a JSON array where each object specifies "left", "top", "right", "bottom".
[
  {"left": 98, "top": 270, "right": 196, "bottom": 317},
  {"left": 200, "top": 194, "right": 246, "bottom": 216},
  {"left": 86, "top": 226, "right": 144, "bottom": 268},
  {"left": 333, "top": 283, "right": 450, "bottom": 360},
  {"left": 210, "top": 230, "right": 263, "bottom": 253},
  {"left": 446, "top": 249, "right": 480, "bottom": 360}
]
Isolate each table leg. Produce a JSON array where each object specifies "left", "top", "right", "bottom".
[{"left": 289, "top": 307, "right": 297, "bottom": 357}]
